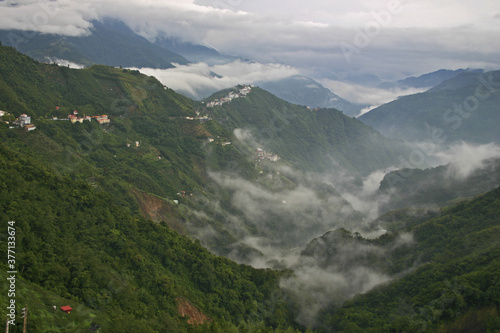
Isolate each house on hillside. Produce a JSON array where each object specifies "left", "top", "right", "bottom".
[
  {"left": 13, "top": 113, "right": 35, "bottom": 130},
  {"left": 94, "top": 115, "right": 110, "bottom": 124},
  {"left": 24, "top": 124, "right": 36, "bottom": 131},
  {"left": 17, "top": 114, "right": 31, "bottom": 127},
  {"left": 60, "top": 306, "right": 73, "bottom": 314}
]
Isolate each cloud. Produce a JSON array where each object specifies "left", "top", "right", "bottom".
[
  {"left": 0, "top": 1, "right": 96, "bottom": 36},
  {"left": 434, "top": 142, "right": 500, "bottom": 179},
  {"left": 134, "top": 60, "right": 299, "bottom": 99},
  {"left": 1, "top": 0, "right": 498, "bottom": 83},
  {"left": 280, "top": 230, "right": 415, "bottom": 327},
  {"left": 44, "top": 57, "right": 86, "bottom": 69},
  {"left": 319, "top": 78, "right": 431, "bottom": 108},
  {"left": 281, "top": 265, "right": 391, "bottom": 326},
  {"left": 207, "top": 171, "right": 357, "bottom": 248}
]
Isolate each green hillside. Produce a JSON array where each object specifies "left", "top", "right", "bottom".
[
  {"left": 378, "top": 157, "right": 500, "bottom": 212},
  {"left": 0, "top": 143, "right": 301, "bottom": 332},
  {"left": 0, "top": 19, "right": 188, "bottom": 68},
  {"left": 0, "top": 45, "right": 361, "bottom": 257},
  {"left": 299, "top": 187, "right": 500, "bottom": 332},
  {"left": 203, "top": 86, "right": 408, "bottom": 174},
  {"left": 2, "top": 42, "right": 499, "bottom": 333},
  {"left": 0, "top": 45, "right": 304, "bottom": 331},
  {"left": 359, "top": 70, "right": 500, "bottom": 144}
]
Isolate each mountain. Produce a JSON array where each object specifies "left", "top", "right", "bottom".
[
  {"left": 0, "top": 19, "right": 188, "bottom": 68},
  {"left": 378, "top": 157, "right": 500, "bottom": 213},
  {"left": 154, "top": 35, "right": 241, "bottom": 65},
  {"left": 0, "top": 43, "right": 304, "bottom": 332},
  {"left": 313, "top": 186, "right": 500, "bottom": 332},
  {"left": 0, "top": 143, "right": 298, "bottom": 332},
  {"left": 203, "top": 85, "right": 409, "bottom": 174},
  {"left": 0, "top": 43, "right": 386, "bottom": 261},
  {"left": 359, "top": 70, "right": 500, "bottom": 143},
  {"left": 258, "top": 75, "right": 366, "bottom": 117},
  {"left": 378, "top": 68, "right": 484, "bottom": 90},
  {"left": 344, "top": 73, "right": 382, "bottom": 87},
  {"left": 285, "top": 186, "right": 500, "bottom": 331},
  {"left": 1, "top": 42, "right": 500, "bottom": 332}
]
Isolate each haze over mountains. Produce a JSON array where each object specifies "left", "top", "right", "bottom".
[
  {"left": 0, "top": 19, "right": 188, "bottom": 68},
  {"left": 1, "top": 1, "right": 500, "bottom": 331},
  {"left": 2, "top": 17, "right": 493, "bottom": 116},
  {"left": 359, "top": 70, "right": 500, "bottom": 143}
]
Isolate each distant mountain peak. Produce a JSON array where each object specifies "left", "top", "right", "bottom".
[
  {"left": 0, "top": 18, "right": 188, "bottom": 69},
  {"left": 377, "top": 68, "right": 484, "bottom": 90},
  {"left": 257, "top": 75, "right": 366, "bottom": 117}
]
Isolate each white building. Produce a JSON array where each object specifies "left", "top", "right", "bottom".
[{"left": 18, "top": 114, "right": 31, "bottom": 127}]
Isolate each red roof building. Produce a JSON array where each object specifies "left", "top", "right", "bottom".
[{"left": 60, "top": 306, "right": 72, "bottom": 313}]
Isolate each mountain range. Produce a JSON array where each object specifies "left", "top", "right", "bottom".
[
  {"left": 377, "top": 68, "right": 484, "bottom": 90},
  {"left": 258, "top": 75, "right": 366, "bottom": 117},
  {"left": 360, "top": 70, "right": 500, "bottom": 144},
  {"left": 0, "top": 19, "right": 364, "bottom": 115},
  {"left": 0, "top": 28, "right": 499, "bottom": 332},
  {"left": 0, "top": 19, "right": 188, "bottom": 68}
]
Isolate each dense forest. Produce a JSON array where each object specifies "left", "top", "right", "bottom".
[
  {"left": 0, "top": 44, "right": 302, "bottom": 331},
  {"left": 203, "top": 86, "right": 409, "bottom": 174},
  {"left": 0, "top": 125, "right": 300, "bottom": 331},
  {"left": 0, "top": 44, "right": 499, "bottom": 332}
]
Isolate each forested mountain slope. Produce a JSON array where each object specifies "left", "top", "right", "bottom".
[
  {"left": 360, "top": 70, "right": 500, "bottom": 144},
  {"left": 0, "top": 45, "right": 302, "bottom": 332},
  {"left": 0, "top": 143, "right": 300, "bottom": 332},
  {"left": 204, "top": 86, "right": 408, "bottom": 174},
  {"left": 294, "top": 187, "right": 500, "bottom": 332},
  {"left": 0, "top": 19, "right": 188, "bottom": 68}
]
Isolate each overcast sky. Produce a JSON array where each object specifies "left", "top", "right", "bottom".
[{"left": 1, "top": 0, "right": 499, "bottom": 90}]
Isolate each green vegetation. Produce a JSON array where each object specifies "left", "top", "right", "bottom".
[
  {"left": 0, "top": 137, "right": 298, "bottom": 331},
  {"left": 315, "top": 187, "right": 500, "bottom": 332},
  {"left": 379, "top": 157, "right": 500, "bottom": 212},
  {"left": 0, "top": 19, "right": 188, "bottom": 68},
  {"left": 0, "top": 44, "right": 302, "bottom": 331},
  {"left": 360, "top": 70, "right": 500, "bottom": 144},
  {"left": 1, "top": 43, "right": 499, "bottom": 332},
  {"left": 204, "top": 87, "right": 408, "bottom": 174}
]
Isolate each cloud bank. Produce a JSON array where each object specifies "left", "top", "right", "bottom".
[
  {"left": 134, "top": 61, "right": 299, "bottom": 99},
  {"left": 1, "top": 0, "right": 498, "bottom": 82}
]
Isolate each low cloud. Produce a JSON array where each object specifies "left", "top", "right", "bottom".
[
  {"left": 434, "top": 142, "right": 500, "bottom": 179},
  {"left": 280, "top": 231, "right": 414, "bottom": 327},
  {"left": 134, "top": 60, "right": 299, "bottom": 99},
  {"left": 281, "top": 265, "right": 391, "bottom": 326},
  {"left": 1, "top": 0, "right": 498, "bottom": 83},
  {"left": 0, "top": 1, "right": 96, "bottom": 36},
  {"left": 328, "top": 169, "right": 393, "bottom": 220},
  {"left": 44, "top": 57, "right": 86, "bottom": 69},
  {"left": 319, "top": 78, "right": 429, "bottom": 112},
  {"left": 207, "top": 170, "right": 358, "bottom": 248}
]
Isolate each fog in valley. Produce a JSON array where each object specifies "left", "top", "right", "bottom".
[{"left": 183, "top": 133, "right": 500, "bottom": 325}]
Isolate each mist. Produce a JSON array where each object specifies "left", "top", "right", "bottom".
[
  {"left": 184, "top": 127, "right": 500, "bottom": 328},
  {"left": 280, "top": 230, "right": 415, "bottom": 326},
  {"left": 434, "top": 142, "right": 500, "bottom": 179},
  {"left": 319, "top": 78, "right": 430, "bottom": 115},
  {"left": 134, "top": 60, "right": 299, "bottom": 100}
]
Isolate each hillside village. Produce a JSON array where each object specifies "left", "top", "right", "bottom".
[
  {"left": 1, "top": 110, "right": 37, "bottom": 131},
  {"left": 67, "top": 110, "right": 111, "bottom": 124},
  {"left": 205, "top": 85, "right": 253, "bottom": 107},
  {"left": 255, "top": 148, "right": 280, "bottom": 162}
]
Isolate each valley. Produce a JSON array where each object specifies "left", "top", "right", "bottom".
[{"left": 0, "top": 8, "right": 499, "bottom": 332}]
